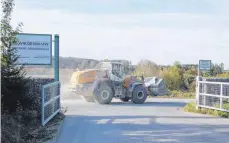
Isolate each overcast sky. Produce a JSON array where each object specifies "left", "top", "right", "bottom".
[{"left": 4, "top": 0, "right": 229, "bottom": 68}]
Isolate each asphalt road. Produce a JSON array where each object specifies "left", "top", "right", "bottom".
[{"left": 57, "top": 91, "right": 229, "bottom": 143}]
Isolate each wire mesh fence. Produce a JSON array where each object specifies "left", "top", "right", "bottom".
[
  {"left": 41, "top": 81, "right": 61, "bottom": 126},
  {"left": 197, "top": 79, "right": 229, "bottom": 112}
]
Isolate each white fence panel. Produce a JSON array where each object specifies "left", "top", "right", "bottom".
[
  {"left": 41, "top": 81, "right": 61, "bottom": 126},
  {"left": 196, "top": 77, "right": 229, "bottom": 113}
]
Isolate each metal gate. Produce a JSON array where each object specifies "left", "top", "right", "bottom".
[
  {"left": 196, "top": 77, "right": 229, "bottom": 112},
  {"left": 41, "top": 81, "right": 61, "bottom": 126}
]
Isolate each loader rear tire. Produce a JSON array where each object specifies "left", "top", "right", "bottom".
[
  {"left": 131, "top": 85, "right": 147, "bottom": 104},
  {"left": 120, "top": 97, "right": 130, "bottom": 102},
  {"left": 93, "top": 85, "right": 113, "bottom": 104}
]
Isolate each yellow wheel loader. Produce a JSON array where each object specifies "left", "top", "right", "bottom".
[
  {"left": 69, "top": 60, "right": 148, "bottom": 104},
  {"left": 69, "top": 60, "right": 169, "bottom": 104}
]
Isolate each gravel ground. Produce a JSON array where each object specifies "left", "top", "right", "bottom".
[{"left": 57, "top": 90, "right": 229, "bottom": 143}]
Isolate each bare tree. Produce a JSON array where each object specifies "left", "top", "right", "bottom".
[{"left": 134, "top": 59, "right": 159, "bottom": 77}]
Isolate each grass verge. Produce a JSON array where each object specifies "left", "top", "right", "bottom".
[
  {"left": 149, "top": 90, "right": 195, "bottom": 99},
  {"left": 183, "top": 101, "right": 229, "bottom": 118}
]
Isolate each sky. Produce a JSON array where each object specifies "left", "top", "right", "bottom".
[{"left": 3, "top": 0, "right": 229, "bottom": 68}]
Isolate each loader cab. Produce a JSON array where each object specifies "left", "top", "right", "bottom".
[
  {"left": 99, "top": 60, "right": 125, "bottom": 79},
  {"left": 111, "top": 62, "right": 124, "bottom": 78}
]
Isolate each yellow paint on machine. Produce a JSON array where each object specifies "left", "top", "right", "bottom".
[{"left": 69, "top": 69, "right": 98, "bottom": 88}]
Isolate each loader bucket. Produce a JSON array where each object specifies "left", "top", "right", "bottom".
[{"left": 144, "top": 77, "right": 170, "bottom": 96}]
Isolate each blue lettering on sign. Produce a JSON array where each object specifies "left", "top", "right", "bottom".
[{"left": 18, "top": 41, "right": 49, "bottom": 46}]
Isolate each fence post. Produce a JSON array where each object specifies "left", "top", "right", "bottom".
[
  {"left": 54, "top": 34, "right": 59, "bottom": 81},
  {"left": 196, "top": 76, "right": 199, "bottom": 110},
  {"left": 41, "top": 87, "right": 45, "bottom": 126},
  {"left": 220, "top": 83, "right": 223, "bottom": 109},
  {"left": 203, "top": 79, "right": 207, "bottom": 106}
]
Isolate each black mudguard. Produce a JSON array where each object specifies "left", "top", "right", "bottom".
[{"left": 128, "top": 82, "right": 143, "bottom": 93}]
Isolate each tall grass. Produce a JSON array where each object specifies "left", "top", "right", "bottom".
[{"left": 184, "top": 102, "right": 229, "bottom": 118}]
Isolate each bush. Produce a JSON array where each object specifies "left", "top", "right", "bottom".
[
  {"left": 216, "top": 72, "right": 229, "bottom": 78},
  {"left": 26, "top": 78, "right": 55, "bottom": 116},
  {"left": 1, "top": 105, "right": 37, "bottom": 143},
  {"left": 184, "top": 102, "right": 229, "bottom": 118},
  {"left": 160, "top": 62, "right": 183, "bottom": 91},
  {"left": 1, "top": 106, "right": 65, "bottom": 143},
  {"left": 133, "top": 59, "right": 159, "bottom": 77}
]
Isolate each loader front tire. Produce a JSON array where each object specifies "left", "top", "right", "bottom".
[
  {"left": 93, "top": 85, "right": 113, "bottom": 104},
  {"left": 131, "top": 85, "right": 147, "bottom": 104}
]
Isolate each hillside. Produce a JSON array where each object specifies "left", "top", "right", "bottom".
[
  {"left": 25, "top": 57, "right": 100, "bottom": 70},
  {"left": 59, "top": 57, "right": 100, "bottom": 69},
  {"left": 24, "top": 57, "right": 136, "bottom": 76},
  {"left": 25, "top": 57, "right": 136, "bottom": 70}
]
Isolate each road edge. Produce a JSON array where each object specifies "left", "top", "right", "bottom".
[{"left": 48, "top": 118, "right": 65, "bottom": 143}]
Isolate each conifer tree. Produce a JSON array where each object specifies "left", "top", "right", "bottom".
[{"left": 1, "top": 0, "right": 32, "bottom": 112}]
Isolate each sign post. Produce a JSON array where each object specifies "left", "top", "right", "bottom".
[
  {"left": 196, "top": 59, "right": 211, "bottom": 110},
  {"left": 11, "top": 33, "right": 61, "bottom": 126},
  {"left": 54, "top": 34, "right": 59, "bottom": 81}
]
